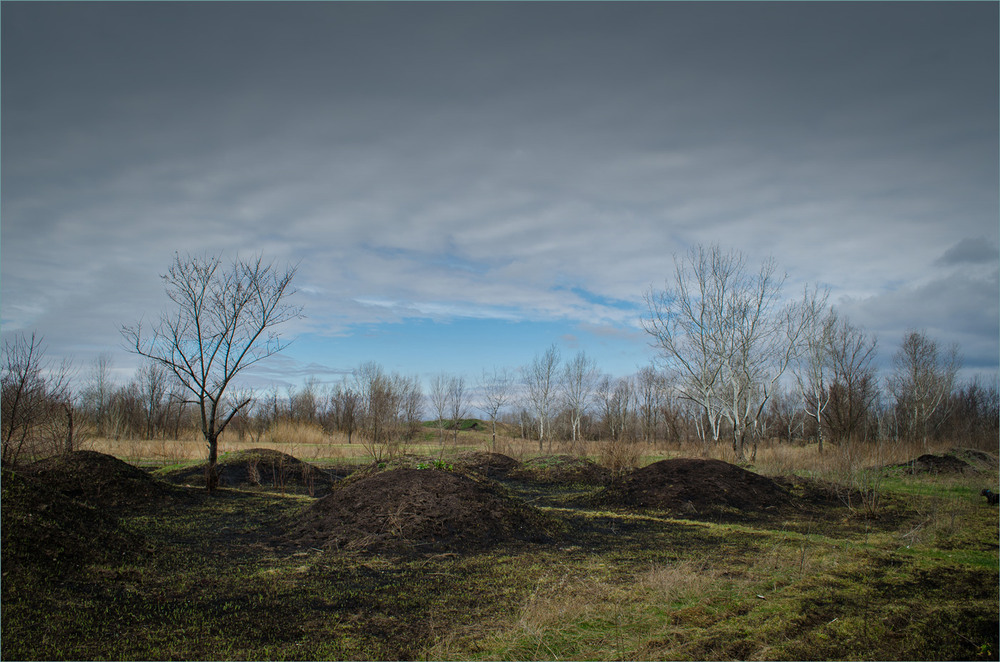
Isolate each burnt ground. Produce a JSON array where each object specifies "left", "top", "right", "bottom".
[
  {"left": 3, "top": 449, "right": 996, "bottom": 660},
  {"left": 282, "top": 467, "right": 563, "bottom": 554},
  {"left": 156, "top": 448, "right": 335, "bottom": 494}
]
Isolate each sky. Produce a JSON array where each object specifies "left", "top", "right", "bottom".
[{"left": 2, "top": 2, "right": 998, "bottom": 398}]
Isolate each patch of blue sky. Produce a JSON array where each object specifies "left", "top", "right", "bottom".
[{"left": 282, "top": 316, "right": 654, "bottom": 390}]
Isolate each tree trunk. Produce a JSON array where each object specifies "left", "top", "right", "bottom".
[{"left": 205, "top": 436, "right": 220, "bottom": 492}]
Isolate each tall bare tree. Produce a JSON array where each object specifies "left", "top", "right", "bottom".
[
  {"left": 793, "top": 287, "right": 835, "bottom": 452},
  {"left": 122, "top": 253, "right": 300, "bottom": 491},
  {"left": 888, "top": 330, "right": 960, "bottom": 447},
  {"left": 824, "top": 317, "right": 879, "bottom": 444},
  {"left": 521, "top": 344, "right": 561, "bottom": 451},
  {"left": 477, "top": 367, "right": 513, "bottom": 449},
  {"left": 562, "top": 351, "right": 599, "bottom": 446},
  {"left": 645, "top": 244, "right": 814, "bottom": 460}
]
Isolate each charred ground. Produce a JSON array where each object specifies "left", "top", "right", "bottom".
[{"left": 2, "top": 448, "right": 997, "bottom": 660}]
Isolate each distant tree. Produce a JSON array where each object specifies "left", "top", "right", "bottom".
[
  {"left": 429, "top": 373, "right": 450, "bottom": 443},
  {"left": 447, "top": 375, "right": 468, "bottom": 444},
  {"left": 477, "top": 367, "right": 513, "bottom": 449},
  {"left": 521, "top": 344, "right": 561, "bottom": 451},
  {"left": 122, "top": 253, "right": 300, "bottom": 492},
  {"left": 1, "top": 332, "right": 74, "bottom": 464},
  {"left": 888, "top": 330, "right": 961, "bottom": 447},
  {"left": 635, "top": 365, "right": 668, "bottom": 444},
  {"left": 793, "top": 287, "right": 835, "bottom": 452},
  {"left": 562, "top": 351, "right": 599, "bottom": 446},
  {"left": 824, "top": 317, "right": 879, "bottom": 444}
]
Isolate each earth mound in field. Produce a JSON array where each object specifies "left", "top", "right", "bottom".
[
  {"left": 26, "top": 450, "right": 184, "bottom": 511},
  {"left": 284, "top": 468, "right": 561, "bottom": 553},
  {"left": 451, "top": 451, "right": 520, "bottom": 477},
  {"left": 2, "top": 467, "right": 147, "bottom": 577},
  {"left": 157, "top": 448, "right": 333, "bottom": 493},
  {"left": 593, "top": 458, "right": 791, "bottom": 516},
  {"left": 884, "top": 452, "right": 982, "bottom": 475},
  {"left": 507, "top": 454, "right": 612, "bottom": 485}
]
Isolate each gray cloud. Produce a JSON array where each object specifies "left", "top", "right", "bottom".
[
  {"left": 2, "top": 2, "right": 997, "bottom": 383},
  {"left": 936, "top": 237, "right": 1000, "bottom": 267}
]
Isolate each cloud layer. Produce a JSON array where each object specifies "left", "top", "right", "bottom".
[{"left": 2, "top": 3, "right": 997, "bottom": 386}]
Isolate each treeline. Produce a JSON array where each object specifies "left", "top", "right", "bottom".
[{"left": 3, "top": 246, "right": 997, "bottom": 465}]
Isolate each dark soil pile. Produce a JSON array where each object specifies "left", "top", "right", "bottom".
[
  {"left": 885, "top": 453, "right": 979, "bottom": 475},
  {"left": 26, "top": 450, "right": 186, "bottom": 512},
  {"left": 946, "top": 448, "right": 997, "bottom": 472},
  {"left": 283, "top": 468, "right": 561, "bottom": 553},
  {"left": 451, "top": 451, "right": 520, "bottom": 477},
  {"left": 1, "top": 467, "right": 146, "bottom": 577},
  {"left": 593, "top": 458, "right": 791, "bottom": 516},
  {"left": 157, "top": 448, "right": 334, "bottom": 493},
  {"left": 507, "top": 454, "right": 612, "bottom": 485}
]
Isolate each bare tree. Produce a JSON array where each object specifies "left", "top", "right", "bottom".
[
  {"left": 793, "top": 287, "right": 835, "bottom": 452},
  {"left": 645, "top": 244, "right": 813, "bottom": 460},
  {"left": 122, "top": 253, "right": 300, "bottom": 491},
  {"left": 521, "top": 344, "right": 561, "bottom": 451},
  {"left": 330, "top": 379, "right": 361, "bottom": 444},
  {"left": 477, "top": 367, "right": 512, "bottom": 449},
  {"left": 447, "top": 375, "right": 468, "bottom": 444},
  {"left": 822, "top": 317, "right": 879, "bottom": 444},
  {"left": 429, "top": 373, "right": 450, "bottom": 444},
  {"left": 888, "top": 330, "right": 961, "bottom": 447},
  {"left": 562, "top": 351, "right": 599, "bottom": 447},
  {"left": 1, "top": 332, "right": 74, "bottom": 464},
  {"left": 136, "top": 360, "right": 168, "bottom": 440},
  {"left": 644, "top": 245, "right": 737, "bottom": 451},
  {"left": 635, "top": 365, "right": 667, "bottom": 444}
]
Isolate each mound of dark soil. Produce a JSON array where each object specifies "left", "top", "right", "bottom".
[
  {"left": 451, "top": 451, "right": 520, "bottom": 477},
  {"left": 157, "top": 448, "right": 334, "bottom": 493},
  {"left": 26, "top": 450, "right": 185, "bottom": 511},
  {"left": 284, "top": 468, "right": 561, "bottom": 553},
  {"left": 885, "top": 453, "right": 979, "bottom": 475},
  {"left": 946, "top": 448, "right": 997, "bottom": 472},
  {"left": 1, "top": 467, "right": 146, "bottom": 577},
  {"left": 593, "top": 458, "right": 791, "bottom": 516},
  {"left": 507, "top": 454, "right": 612, "bottom": 485}
]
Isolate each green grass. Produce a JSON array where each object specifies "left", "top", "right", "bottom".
[{"left": 4, "top": 463, "right": 997, "bottom": 660}]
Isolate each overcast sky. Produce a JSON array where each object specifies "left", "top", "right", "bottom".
[{"left": 3, "top": 2, "right": 998, "bottom": 395}]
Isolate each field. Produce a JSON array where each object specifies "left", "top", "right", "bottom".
[{"left": 3, "top": 427, "right": 998, "bottom": 661}]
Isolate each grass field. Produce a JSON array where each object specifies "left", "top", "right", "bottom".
[{"left": 4, "top": 427, "right": 998, "bottom": 660}]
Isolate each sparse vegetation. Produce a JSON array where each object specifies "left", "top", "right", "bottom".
[{"left": 3, "top": 430, "right": 996, "bottom": 661}]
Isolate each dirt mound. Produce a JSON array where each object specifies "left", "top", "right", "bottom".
[
  {"left": 885, "top": 453, "right": 979, "bottom": 475},
  {"left": 946, "top": 448, "right": 997, "bottom": 471},
  {"left": 2, "top": 467, "right": 146, "bottom": 577},
  {"left": 593, "top": 458, "right": 791, "bottom": 517},
  {"left": 284, "top": 468, "right": 561, "bottom": 553},
  {"left": 451, "top": 451, "right": 520, "bottom": 477},
  {"left": 507, "top": 454, "right": 612, "bottom": 485},
  {"left": 26, "top": 450, "right": 184, "bottom": 511},
  {"left": 157, "top": 448, "right": 333, "bottom": 493}
]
